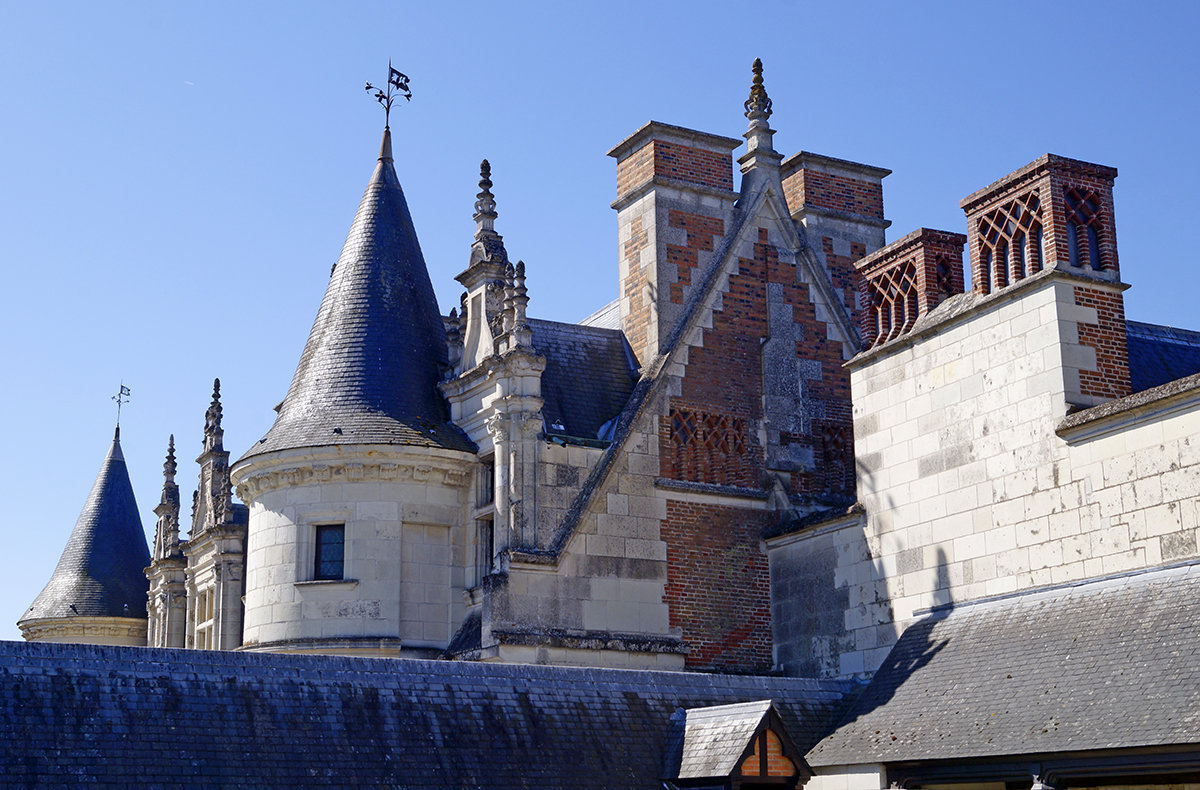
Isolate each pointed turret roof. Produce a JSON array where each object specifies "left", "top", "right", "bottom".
[
  {"left": 242, "top": 129, "right": 472, "bottom": 460},
  {"left": 22, "top": 428, "right": 150, "bottom": 623}
]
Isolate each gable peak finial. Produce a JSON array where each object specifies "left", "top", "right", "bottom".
[{"left": 745, "top": 57, "right": 773, "bottom": 122}]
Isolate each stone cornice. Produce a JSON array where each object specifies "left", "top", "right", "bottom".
[{"left": 232, "top": 445, "right": 473, "bottom": 504}]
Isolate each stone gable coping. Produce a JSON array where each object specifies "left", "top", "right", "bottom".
[
  {"left": 606, "top": 120, "right": 742, "bottom": 162},
  {"left": 780, "top": 150, "right": 892, "bottom": 181}
]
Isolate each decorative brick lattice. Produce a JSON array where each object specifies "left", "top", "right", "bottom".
[
  {"left": 975, "top": 189, "right": 1043, "bottom": 293},
  {"left": 864, "top": 257, "right": 919, "bottom": 346},
  {"left": 667, "top": 407, "right": 752, "bottom": 486},
  {"left": 1064, "top": 187, "right": 1104, "bottom": 270}
]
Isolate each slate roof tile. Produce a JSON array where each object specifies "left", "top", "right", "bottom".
[
  {"left": 0, "top": 641, "right": 853, "bottom": 788},
  {"left": 808, "top": 560, "right": 1200, "bottom": 766},
  {"left": 20, "top": 429, "right": 150, "bottom": 622},
  {"left": 1127, "top": 320, "right": 1200, "bottom": 393},
  {"left": 241, "top": 131, "right": 472, "bottom": 462}
]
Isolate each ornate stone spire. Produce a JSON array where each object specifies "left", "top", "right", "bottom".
[
  {"left": 474, "top": 159, "right": 498, "bottom": 235},
  {"left": 511, "top": 260, "right": 530, "bottom": 344},
  {"left": 738, "top": 58, "right": 782, "bottom": 194},
  {"left": 467, "top": 159, "right": 509, "bottom": 270},
  {"left": 744, "top": 57, "right": 773, "bottom": 122},
  {"left": 203, "top": 378, "right": 223, "bottom": 454},
  {"left": 153, "top": 435, "right": 181, "bottom": 560}
]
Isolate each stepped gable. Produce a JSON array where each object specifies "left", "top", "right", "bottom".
[
  {"left": 21, "top": 428, "right": 150, "bottom": 622},
  {"left": 243, "top": 129, "right": 472, "bottom": 460},
  {"left": 0, "top": 641, "right": 854, "bottom": 787}
]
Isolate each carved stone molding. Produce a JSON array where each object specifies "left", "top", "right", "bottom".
[{"left": 235, "top": 459, "right": 471, "bottom": 504}]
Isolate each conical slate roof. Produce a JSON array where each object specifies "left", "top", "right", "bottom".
[
  {"left": 22, "top": 428, "right": 150, "bottom": 622},
  {"left": 243, "top": 130, "right": 472, "bottom": 460}
]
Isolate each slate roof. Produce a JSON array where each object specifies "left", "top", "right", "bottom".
[
  {"left": 808, "top": 560, "right": 1200, "bottom": 766},
  {"left": 20, "top": 429, "right": 150, "bottom": 622},
  {"left": 530, "top": 318, "right": 638, "bottom": 442},
  {"left": 1127, "top": 319, "right": 1200, "bottom": 393},
  {"left": 0, "top": 641, "right": 854, "bottom": 788},
  {"left": 673, "top": 700, "right": 773, "bottom": 779},
  {"left": 241, "top": 130, "right": 472, "bottom": 462}
]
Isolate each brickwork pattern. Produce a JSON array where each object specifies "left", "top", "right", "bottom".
[
  {"left": 615, "top": 140, "right": 734, "bottom": 197},
  {"left": 662, "top": 229, "right": 855, "bottom": 497},
  {"left": 622, "top": 215, "right": 651, "bottom": 364},
  {"left": 822, "top": 237, "right": 866, "bottom": 330},
  {"left": 963, "top": 155, "right": 1121, "bottom": 295},
  {"left": 854, "top": 229, "right": 966, "bottom": 347},
  {"left": 662, "top": 501, "right": 773, "bottom": 671},
  {"left": 783, "top": 170, "right": 885, "bottom": 219},
  {"left": 1075, "top": 285, "right": 1132, "bottom": 399},
  {"left": 667, "top": 210, "right": 725, "bottom": 306}
]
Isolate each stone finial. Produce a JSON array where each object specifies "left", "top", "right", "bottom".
[
  {"left": 474, "top": 159, "right": 498, "bottom": 235},
  {"left": 163, "top": 434, "right": 177, "bottom": 483},
  {"left": 203, "top": 378, "right": 224, "bottom": 453},
  {"left": 744, "top": 58, "right": 773, "bottom": 122}
]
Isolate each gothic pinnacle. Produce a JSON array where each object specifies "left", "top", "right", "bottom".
[
  {"left": 744, "top": 57, "right": 773, "bottom": 122},
  {"left": 164, "top": 434, "right": 177, "bottom": 482},
  {"left": 474, "top": 158, "right": 498, "bottom": 234}
]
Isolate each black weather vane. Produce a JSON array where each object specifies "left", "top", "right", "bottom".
[
  {"left": 113, "top": 383, "right": 131, "bottom": 427},
  {"left": 365, "top": 60, "right": 411, "bottom": 128}
]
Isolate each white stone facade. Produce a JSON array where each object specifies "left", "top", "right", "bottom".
[
  {"left": 233, "top": 445, "right": 474, "bottom": 655},
  {"left": 770, "top": 268, "right": 1200, "bottom": 678}
]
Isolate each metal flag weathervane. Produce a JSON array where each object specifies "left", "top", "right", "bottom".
[
  {"left": 113, "top": 383, "right": 131, "bottom": 427},
  {"left": 365, "top": 60, "right": 411, "bottom": 128}
]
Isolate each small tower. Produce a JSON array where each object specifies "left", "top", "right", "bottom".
[
  {"left": 146, "top": 435, "right": 187, "bottom": 648},
  {"left": 19, "top": 427, "right": 151, "bottom": 645},
  {"left": 182, "top": 379, "right": 248, "bottom": 650},
  {"left": 232, "top": 120, "right": 477, "bottom": 658}
]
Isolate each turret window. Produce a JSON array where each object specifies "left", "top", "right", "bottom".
[{"left": 314, "top": 524, "right": 345, "bottom": 581}]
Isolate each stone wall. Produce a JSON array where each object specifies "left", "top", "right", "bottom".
[{"left": 770, "top": 270, "right": 1200, "bottom": 677}]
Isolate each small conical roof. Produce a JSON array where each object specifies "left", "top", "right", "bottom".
[
  {"left": 22, "top": 428, "right": 150, "bottom": 622},
  {"left": 242, "top": 129, "right": 471, "bottom": 460}
]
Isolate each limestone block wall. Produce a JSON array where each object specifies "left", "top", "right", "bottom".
[
  {"left": 770, "top": 270, "right": 1200, "bottom": 678},
  {"left": 233, "top": 446, "right": 473, "bottom": 656}
]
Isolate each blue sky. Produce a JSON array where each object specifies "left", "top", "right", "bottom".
[{"left": 2, "top": 1, "right": 1197, "bottom": 639}]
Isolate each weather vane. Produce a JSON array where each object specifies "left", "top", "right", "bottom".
[
  {"left": 113, "top": 383, "right": 131, "bottom": 427},
  {"left": 365, "top": 60, "right": 411, "bottom": 129}
]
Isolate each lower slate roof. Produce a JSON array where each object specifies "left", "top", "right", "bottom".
[
  {"left": 0, "top": 641, "right": 854, "bottom": 788},
  {"left": 808, "top": 560, "right": 1200, "bottom": 766},
  {"left": 530, "top": 318, "right": 638, "bottom": 442},
  {"left": 1127, "top": 319, "right": 1200, "bottom": 392}
]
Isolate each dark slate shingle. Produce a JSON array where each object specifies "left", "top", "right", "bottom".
[
  {"left": 241, "top": 131, "right": 472, "bottom": 462},
  {"left": 529, "top": 318, "right": 638, "bottom": 442},
  {"left": 20, "top": 429, "right": 150, "bottom": 622},
  {"left": 0, "top": 642, "right": 854, "bottom": 788},
  {"left": 1127, "top": 319, "right": 1200, "bottom": 393},
  {"left": 808, "top": 560, "right": 1200, "bottom": 766}
]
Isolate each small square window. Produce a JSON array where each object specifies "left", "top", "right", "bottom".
[{"left": 314, "top": 524, "right": 345, "bottom": 581}]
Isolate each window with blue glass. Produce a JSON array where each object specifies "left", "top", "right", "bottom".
[{"left": 314, "top": 524, "right": 345, "bottom": 581}]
